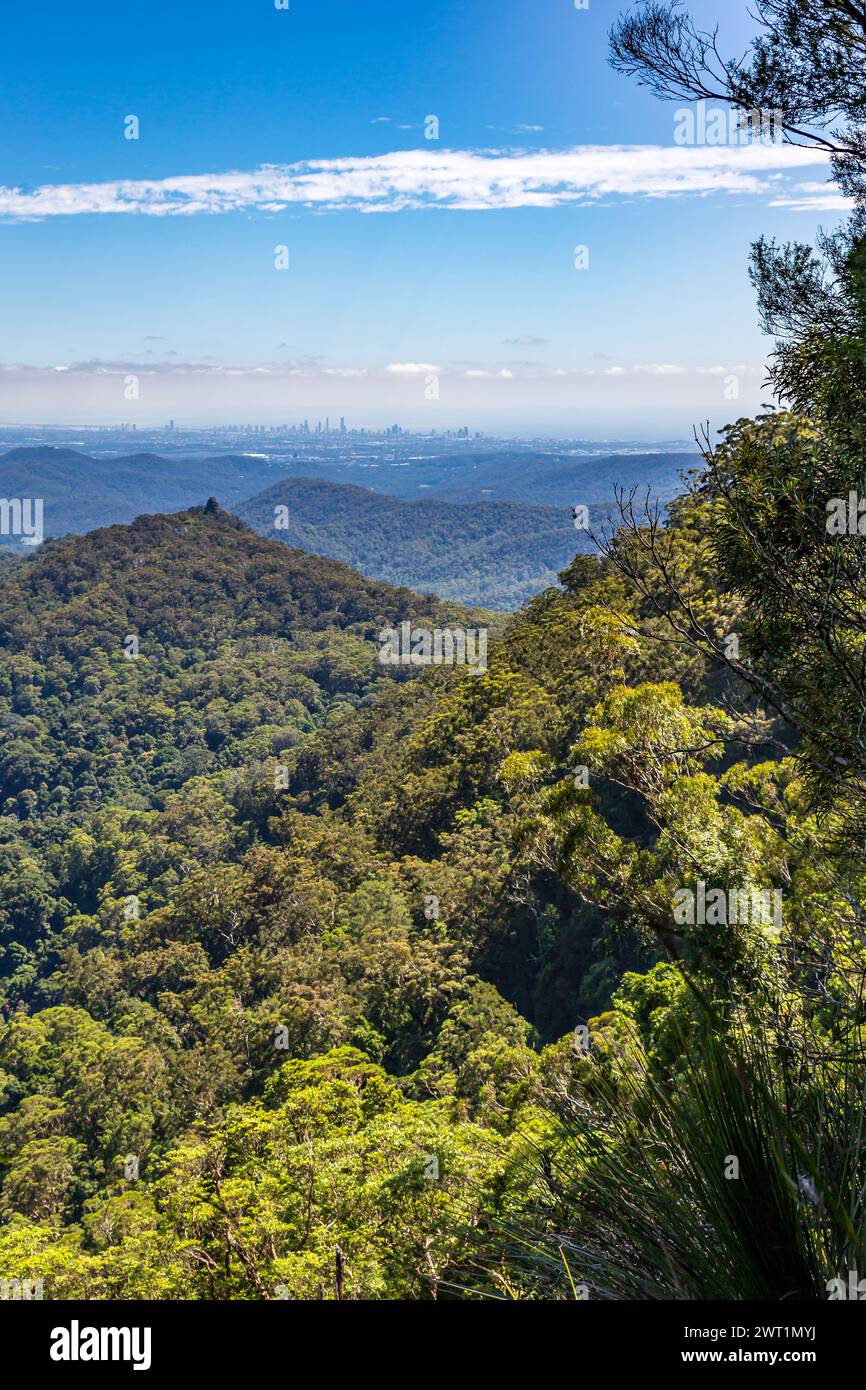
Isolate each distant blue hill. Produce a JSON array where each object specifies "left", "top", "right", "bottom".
[
  {"left": 0, "top": 444, "right": 696, "bottom": 607},
  {"left": 235, "top": 463, "right": 693, "bottom": 609},
  {"left": 0, "top": 447, "right": 286, "bottom": 541}
]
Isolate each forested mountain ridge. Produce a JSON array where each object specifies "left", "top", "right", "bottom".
[
  {"left": 0, "top": 499, "right": 493, "bottom": 817},
  {"left": 235, "top": 476, "right": 580, "bottom": 608},
  {"left": 0, "top": 447, "right": 285, "bottom": 544},
  {"left": 423, "top": 448, "right": 693, "bottom": 507}
]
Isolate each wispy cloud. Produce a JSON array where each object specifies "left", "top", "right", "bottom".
[
  {"left": 0, "top": 359, "right": 765, "bottom": 381},
  {"left": 0, "top": 144, "right": 837, "bottom": 220},
  {"left": 769, "top": 182, "right": 852, "bottom": 212}
]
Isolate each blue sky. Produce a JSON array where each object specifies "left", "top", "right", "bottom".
[{"left": 0, "top": 0, "right": 846, "bottom": 435}]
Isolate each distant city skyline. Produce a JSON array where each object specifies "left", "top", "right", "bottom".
[
  {"left": 0, "top": 419, "right": 698, "bottom": 447},
  {"left": 0, "top": 0, "right": 847, "bottom": 436},
  {"left": 0, "top": 418, "right": 484, "bottom": 441}
]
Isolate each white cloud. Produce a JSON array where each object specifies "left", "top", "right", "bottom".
[
  {"left": 601, "top": 362, "right": 763, "bottom": 379},
  {"left": 0, "top": 359, "right": 763, "bottom": 382},
  {"left": 623, "top": 363, "right": 689, "bottom": 376},
  {"left": 0, "top": 144, "right": 838, "bottom": 221},
  {"left": 769, "top": 181, "right": 853, "bottom": 212}
]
